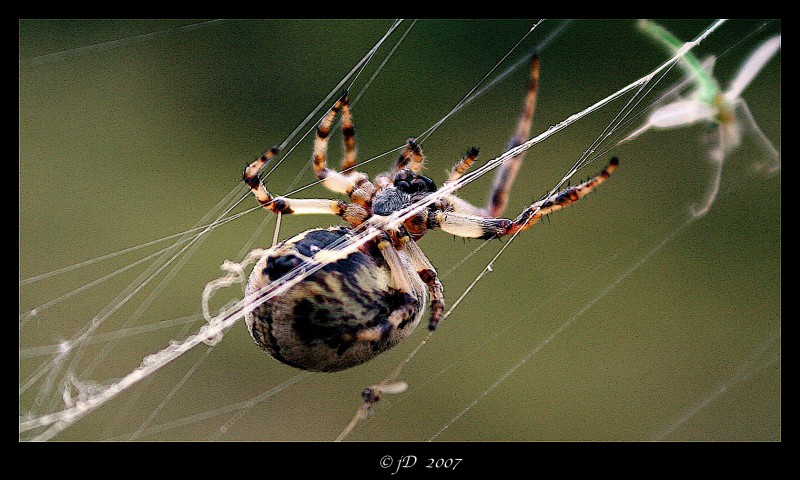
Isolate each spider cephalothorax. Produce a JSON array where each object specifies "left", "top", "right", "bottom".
[{"left": 242, "top": 56, "right": 619, "bottom": 372}]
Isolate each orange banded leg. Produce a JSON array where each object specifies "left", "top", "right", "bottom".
[
  {"left": 445, "top": 147, "right": 480, "bottom": 185},
  {"left": 507, "top": 158, "right": 618, "bottom": 235},
  {"left": 401, "top": 237, "right": 445, "bottom": 330},
  {"left": 393, "top": 139, "right": 425, "bottom": 174},
  {"left": 243, "top": 149, "right": 368, "bottom": 225},
  {"left": 434, "top": 158, "right": 618, "bottom": 239},
  {"left": 242, "top": 146, "right": 281, "bottom": 207},
  {"left": 313, "top": 92, "right": 356, "bottom": 187},
  {"left": 340, "top": 98, "right": 358, "bottom": 173},
  {"left": 487, "top": 55, "right": 540, "bottom": 218},
  {"left": 440, "top": 57, "right": 539, "bottom": 218},
  {"left": 346, "top": 235, "right": 425, "bottom": 342},
  {"left": 338, "top": 101, "right": 378, "bottom": 206},
  {"left": 312, "top": 91, "right": 373, "bottom": 206},
  {"left": 313, "top": 91, "right": 348, "bottom": 179}
]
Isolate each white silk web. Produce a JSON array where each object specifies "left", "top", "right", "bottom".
[{"left": 19, "top": 19, "right": 780, "bottom": 442}]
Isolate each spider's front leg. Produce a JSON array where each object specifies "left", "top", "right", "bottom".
[
  {"left": 243, "top": 147, "right": 368, "bottom": 226},
  {"left": 433, "top": 158, "right": 619, "bottom": 239},
  {"left": 313, "top": 91, "right": 374, "bottom": 207},
  {"left": 392, "top": 138, "right": 426, "bottom": 174},
  {"left": 440, "top": 55, "right": 541, "bottom": 219}
]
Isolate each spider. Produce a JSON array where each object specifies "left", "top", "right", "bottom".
[{"left": 241, "top": 57, "right": 618, "bottom": 372}]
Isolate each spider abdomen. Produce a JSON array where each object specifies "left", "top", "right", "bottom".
[{"left": 244, "top": 227, "right": 425, "bottom": 372}]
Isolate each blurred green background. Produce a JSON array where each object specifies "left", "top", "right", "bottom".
[{"left": 19, "top": 19, "right": 780, "bottom": 441}]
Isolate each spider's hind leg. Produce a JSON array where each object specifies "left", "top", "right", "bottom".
[
  {"left": 402, "top": 237, "right": 445, "bottom": 330},
  {"left": 344, "top": 234, "right": 427, "bottom": 342}
]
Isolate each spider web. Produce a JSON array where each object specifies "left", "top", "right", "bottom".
[{"left": 19, "top": 19, "right": 780, "bottom": 442}]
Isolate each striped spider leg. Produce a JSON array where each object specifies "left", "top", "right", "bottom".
[
  {"left": 239, "top": 55, "right": 617, "bottom": 372},
  {"left": 406, "top": 55, "right": 619, "bottom": 246},
  {"left": 241, "top": 94, "right": 440, "bottom": 371},
  {"left": 430, "top": 158, "right": 618, "bottom": 241}
]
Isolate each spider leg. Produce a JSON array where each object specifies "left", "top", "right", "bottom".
[
  {"left": 487, "top": 55, "right": 540, "bottom": 218},
  {"left": 506, "top": 158, "right": 617, "bottom": 235},
  {"left": 313, "top": 91, "right": 374, "bottom": 206},
  {"left": 339, "top": 96, "right": 358, "bottom": 173},
  {"left": 313, "top": 91, "right": 348, "bottom": 181},
  {"left": 338, "top": 93, "right": 377, "bottom": 205},
  {"left": 401, "top": 237, "right": 445, "bottom": 330},
  {"left": 437, "top": 56, "right": 540, "bottom": 219},
  {"left": 444, "top": 147, "right": 481, "bottom": 186},
  {"left": 433, "top": 193, "right": 489, "bottom": 218},
  {"left": 439, "top": 148, "right": 500, "bottom": 218},
  {"left": 432, "top": 158, "right": 618, "bottom": 239},
  {"left": 392, "top": 138, "right": 426, "bottom": 174},
  {"left": 243, "top": 148, "right": 368, "bottom": 226},
  {"left": 345, "top": 234, "right": 426, "bottom": 342}
]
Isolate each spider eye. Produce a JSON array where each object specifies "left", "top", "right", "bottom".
[
  {"left": 394, "top": 170, "right": 437, "bottom": 194},
  {"left": 410, "top": 178, "right": 429, "bottom": 192}
]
